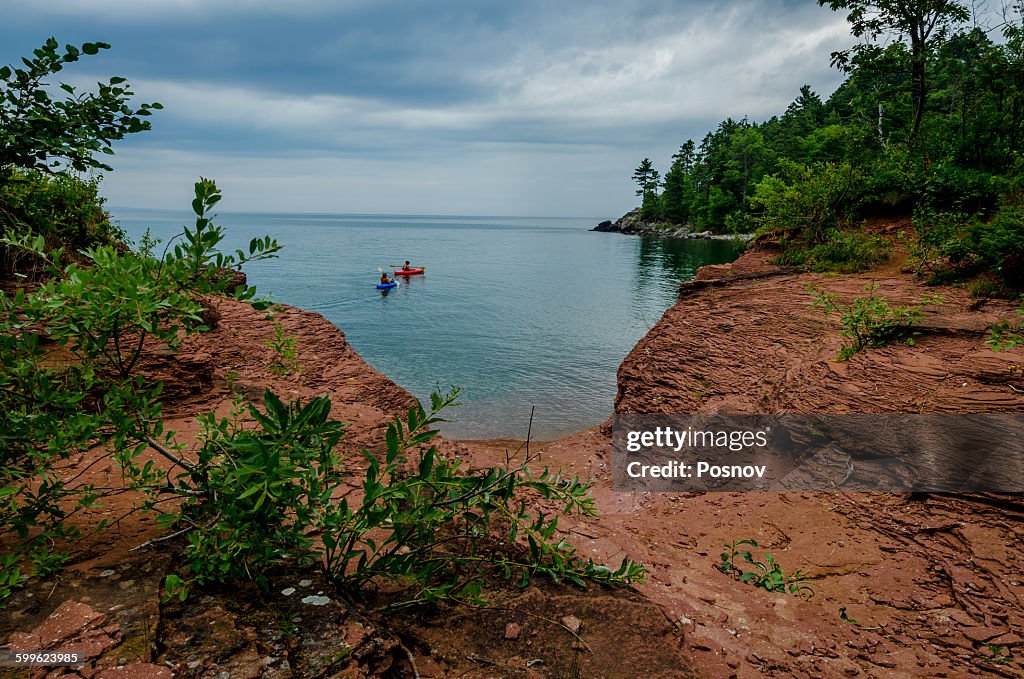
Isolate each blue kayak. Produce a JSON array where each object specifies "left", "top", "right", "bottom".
[{"left": 376, "top": 281, "right": 398, "bottom": 289}]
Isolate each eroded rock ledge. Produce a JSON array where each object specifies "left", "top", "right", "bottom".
[{"left": 616, "top": 245, "right": 1023, "bottom": 414}]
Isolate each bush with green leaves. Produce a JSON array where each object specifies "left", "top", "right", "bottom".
[
  {"left": 913, "top": 203, "right": 1024, "bottom": 288},
  {"left": 858, "top": 146, "right": 922, "bottom": 212},
  {"left": 923, "top": 163, "right": 999, "bottom": 214},
  {"left": 0, "top": 38, "right": 161, "bottom": 180},
  {"left": 810, "top": 282, "right": 942, "bottom": 360},
  {"left": 968, "top": 204, "right": 1024, "bottom": 288},
  {"left": 165, "top": 387, "right": 645, "bottom": 606},
  {"left": 751, "top": 160, "right": 889, "bottom": 272},
  {"left": 774, "top": 228, "right": 888, "bottom": 273},
  {"left": 167, "top": 391, "right": 345, "bottom": 592},
  {"left": 719, "top": 539, "right": 813, "bottom": 598},
  {"left": 913, "top": 207, "right": 974, "bottom": 278},
  {"left": 319, "top": 389, "right": 644, "bottom": 607},
  {"left": 0, "top": 178, "right": 279, "bottom": 602},
  {"left": 0, "top": 169, "right": 123, "bottom": 277}
]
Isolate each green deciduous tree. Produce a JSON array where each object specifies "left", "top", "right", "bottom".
[
  {"left": 819, "top": 0, "right": 970, "bottom": 147},
  {"left": 0, "top": 38, "right": 162, "bottom": 184}
]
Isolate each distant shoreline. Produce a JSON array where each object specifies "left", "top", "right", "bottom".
[{"left": 592, "top": 208, "right": 753, "bottom": 241}]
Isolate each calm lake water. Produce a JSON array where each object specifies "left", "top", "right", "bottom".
[{"left": 112, "top": 209, "right": 743, "bottom": 439}]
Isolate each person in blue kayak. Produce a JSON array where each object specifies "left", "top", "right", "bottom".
[{"left": 380, "top": 271, "right": 393, "bottom": 284}]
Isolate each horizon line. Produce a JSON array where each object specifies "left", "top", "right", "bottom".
[{"left": 107, "top": 204, "right": 611, "bottom": 222}]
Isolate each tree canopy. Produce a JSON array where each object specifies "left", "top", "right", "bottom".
[
  {"left": 624, "top": 1, "right": 1023, "bottom": 283},
  {"left": 0, "top": 38, "right": 161, "bottom": 183}
]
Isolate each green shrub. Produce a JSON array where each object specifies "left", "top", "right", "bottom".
[
  {"left": 0, "top": 179, "right": 279, "bottom": 603},
  {"left": 719, "top": 539, "right": 813, "bottom": 598},
  {"left": 924, "top": 163, "right": 999, "bottom": 214},
  {"left": 916, "top": 204, "right": 1024, "bottom": 288},
  {"left": 752, "top": 160, "right": 864, "bottom": 244},
  {"left": 754, "top": 160, "right": 890, "bottom": 272},
  {"left": 174, "top": 391, "right": 345, "bottom": 590},
  {"left": 992, "top": 158, "right": 1024, "bottom": 206},
  {"left": 966, "top": 277, "right": 1012, "bottom": 300},
  {"left": 0, "top": 170, "right": 122, "bottom": 277},
  {"left": 968, "top": 205, "right": 1024, "bottom": 287},
  {"left": 913, "top": 208, "right": 974, "bottom": 273},
  {"left": 318, "top": 389, "right": 645, "bottom": 607},
  {"left": 774, "top": 228, "right": 888, "bottom": 273},
  {"left": 860, "top": 146, "right": 922, "bottom": 211},
  {"left": 165, "top": 385, "right": 646, "bottom": 605},
  {"left": 810, "top": 282, "right": 942, "bottom": 360}
]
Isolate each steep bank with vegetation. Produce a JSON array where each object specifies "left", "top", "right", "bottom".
[{"left": 614, "top": 1, "right": 1023, "bottom": 294}]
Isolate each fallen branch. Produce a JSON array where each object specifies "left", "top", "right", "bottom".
[
  {"left": 144, "top": 436, "right": 195, "bottom": 472},
  {"left": 129, "top": 524, "right": 194, "bottom": 552}
]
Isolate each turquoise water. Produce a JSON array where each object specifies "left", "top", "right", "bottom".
[{"left": 111, "top": 209, "right": 743, "bottom": 439}]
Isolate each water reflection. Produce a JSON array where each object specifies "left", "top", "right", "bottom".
[{"left": 636, "top": 236, "right": 745, "bottom": 284}]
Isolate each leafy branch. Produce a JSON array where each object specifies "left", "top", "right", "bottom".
[
  {"left": 0, "top": 178, "right": 278, "bottom": 603},
  {"left": 0, "top": 37, "right": 162, "bottom": 179}
]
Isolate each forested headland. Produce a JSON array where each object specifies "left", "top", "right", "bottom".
[{"left": 626, "top": 0, "right": 1023, "bottom": 286}]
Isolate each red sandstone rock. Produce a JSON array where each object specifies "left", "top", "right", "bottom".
[
  {"left": 9, "top": 601, "right": 107, "bottom": 650},
  {"left": 94, "top": 664, "right": 172, "bottom": 679}
]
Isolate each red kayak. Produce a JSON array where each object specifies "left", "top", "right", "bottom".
[{"left": 393, "top": 267, "right": 425, "bottom": 276}]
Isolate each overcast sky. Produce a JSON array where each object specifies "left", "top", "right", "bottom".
[{"left": 1, "top": 1, "right": 855, "bottom": 217}]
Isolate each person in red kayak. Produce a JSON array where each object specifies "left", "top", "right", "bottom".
[{"left": 401, "top": 260, "right": 412, "bottom": 271}]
